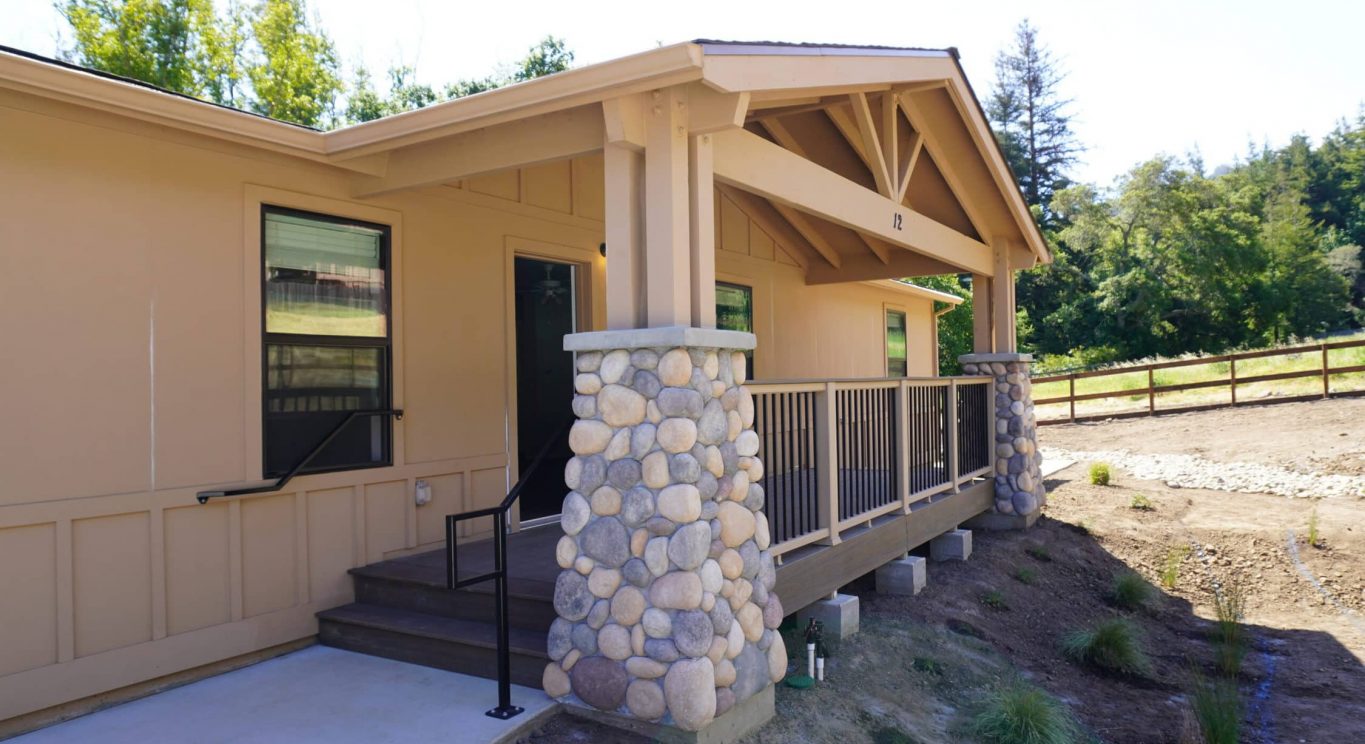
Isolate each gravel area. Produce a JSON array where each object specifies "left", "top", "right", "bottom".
[{"left": 1041, "top": 446, "right": 1365, "bottom": 499}]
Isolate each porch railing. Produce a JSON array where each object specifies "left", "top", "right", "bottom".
[{"left": 747, "top": 377, "right": 993, "bottom": 561}]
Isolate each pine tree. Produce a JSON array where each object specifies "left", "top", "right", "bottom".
[{"left": 988, "top": 19, "right": 1082, "bottom": 226}]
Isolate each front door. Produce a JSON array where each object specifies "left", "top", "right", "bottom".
[{"left": 514, "top": 256, "right": 579, "bottom": 522}]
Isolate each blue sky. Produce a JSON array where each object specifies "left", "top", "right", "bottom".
[{"left": 4, "top": 0, "right": 1362, "bottom": 186}]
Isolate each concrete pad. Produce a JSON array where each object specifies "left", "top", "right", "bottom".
[
  {"left": 930, "top": 528, "right": 972, "bottom": 561},
  {"left": 1040, "top": 457, "right": 1076, "bottom": 478},
  {"left": 10, "top": 646, "right": 557, "bottom": 744},
  {"left": 795, "top": 593, "right": 859, "bottom": 640},
  {"left": 875, "top": 556, "right": 926, "bottom": 596}
]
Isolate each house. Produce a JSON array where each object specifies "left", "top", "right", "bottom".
[{"left": 0, "top": 40, "right": 1049, "bottom": 740}]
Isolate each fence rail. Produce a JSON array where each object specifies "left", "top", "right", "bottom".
[
  {"left": 1034, "top": 338, "right": 1365, "bottom": 424},
  {"left": 747, "top": 376, "right": 993, "bottom": 560}
]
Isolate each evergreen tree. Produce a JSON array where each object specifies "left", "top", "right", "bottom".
[{"left": 987, "top": 19, "right": 1082, "bottom": 225}]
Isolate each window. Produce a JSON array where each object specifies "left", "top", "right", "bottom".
[
  {"left": 716, "top": 282, "right": 754, "bottom": 373},
  {"left": 262, "top": 206, "right": 392, "bottom": 477},
  {"left": 886, "top": 309, "right": 908, "bottom": 377}
]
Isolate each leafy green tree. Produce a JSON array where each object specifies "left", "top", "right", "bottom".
[
  {"left": 513, "top": 36, "right": 574, "bottom": 82},
  {"left": 987, "top": 19, "right": 1081, "bottom": 225},
  {"left": 246, "top": 0, "right": 341, "bottom": 126},
  {"left": 196, "top": 0, "right": 248, "bottom": 107},
  {"left": 60, "top": 0, "right": 212, "bottom": 94},
  {"left": 914, "top": 275, "right": 973, "bottom": 374}
]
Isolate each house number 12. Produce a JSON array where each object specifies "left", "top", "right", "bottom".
[{"left": 892, "top": 213, "right": 903, "bottom": 231}]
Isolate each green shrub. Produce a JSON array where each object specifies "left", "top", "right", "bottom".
[
  {"left": 1307, "top": 508, "right": 1322, "bottom": 548},
  {"left": 1014, "top": 567, "right": 1038, "bottom": 585},
  {"left": 1160, "top": 546, "right": 1188, "bottom": 590},
  {"left": 1129, "top": 493, "right": 1154, "bottom": 511},
  {"left": 1190, "top": 674, "right": 1241, "bottom": 744},
  {"left": 1109, "top": 571, "right": 1154, "bottom": 610},
  {"left": 972, "top": 682, "right": 1081, "bottom": 744},
  {"left": 981, "top": 590, "right": 1009, "bottom": 611},
  {"left": 1089, "top": 462, "right": 1111, "bottom": 486},
  {"left": 1061, "top": 618, "right": 1151, "bottom": 676},
  {"left": 1026, "top": 546, "right": 1053, "bottom": 562}
]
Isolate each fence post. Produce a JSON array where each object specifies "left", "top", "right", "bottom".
[
  {"left": 897, "top": 381, "right": 911, "bottom": 513},
  {"left": 816, "top": 382, "right": 841, "bottom": 545},
  {"left": 1068, "top": 374, "right": 1076, "bottom": 423},
  {"left": 947, "top": 379, "right": 960, "bottom": 494},
  {"left": 1147, "top": 367, "right": 1156, "bottom": 415},
  {"left": 1322, "top": 343, "right": 1330, "bottom": 398},
  {"left": 1229, "top": 356, "right": 1238, "bottom": 406}
]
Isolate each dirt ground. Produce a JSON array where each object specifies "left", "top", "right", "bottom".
[{"left": 521, "top": 399, "right": 1365, "bottom": 743}]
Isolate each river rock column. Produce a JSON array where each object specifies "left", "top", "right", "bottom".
[
  {"left": 543, "top": 328, "right": 784, "bottom": 733},
  {"left": 959, "top": 353, "right": 1045, "bottom": 521}
]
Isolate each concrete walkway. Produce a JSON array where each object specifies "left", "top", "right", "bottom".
[{"left": 12, "top": 646, "right": 556, "bottom": 744}]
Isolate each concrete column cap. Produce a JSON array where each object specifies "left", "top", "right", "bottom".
[
  {"left": 958, "top": 352, "right": 1034, "bottom": 364},
  {"left": 564, "top": 326, "right": 757, "bottom": 352}
]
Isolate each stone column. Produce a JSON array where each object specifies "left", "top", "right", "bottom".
[
  {"left": 543, "top": 328, "right": 784, "bottom": 734},
  {"left": 959, "top": 352, "right": 1044, "bottom": 525}
]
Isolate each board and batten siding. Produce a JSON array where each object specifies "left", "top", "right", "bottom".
[{"left": 0, "top": 85, "right": 940, "bottom": 723}]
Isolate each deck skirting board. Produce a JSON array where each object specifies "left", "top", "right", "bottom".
[{"left": 773, "top": 480, "right": 992, "bottom": 612}]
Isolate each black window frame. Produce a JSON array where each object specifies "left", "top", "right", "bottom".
[
  {"left": 260, "top": 204, "right": 394, "bottom": 478},
  {"left": 715, "top": 280, "right": 755, "bottom": 373}
]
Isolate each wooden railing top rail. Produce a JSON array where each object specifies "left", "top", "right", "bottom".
[
  {"left": 747, "top": 375, "right": 989, "bottom": 394},
  {"left": 1033, "top": 338, "right": 1365, "bottom": 384}
]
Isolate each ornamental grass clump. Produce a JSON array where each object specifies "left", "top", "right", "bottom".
[
  {"left": 1160, "top": 545, "right": 1189, "bottom": 590},
  {"left": 1061, "top": 618, "right": 1151, "bottom": 676},
  {"left": 1109, "top": 571, "right": 1154, "bottom": 611},
  {"left": 1088, "top": 462, "right": 1111, "bottom": 486},
  {"left": 1212, "top": 580, "right": 1248, "bottom": 677},
  {"left": 1190, "top": 673, "right": 1241, "bottom": 744},
  {"left": 1130, "top": 493, "right": 1154, "bottom": 511},
  {"left": 972, "top": 682, "right": 1081, "bottom": 744}
]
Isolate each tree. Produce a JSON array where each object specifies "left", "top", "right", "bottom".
[
  {"left": 246, "top": 0, "right": 341, "bottom": 127},
  {"left": 914, "top": 276, "right": 973, "bottom": 374},
  {"left": 60, "top": 0, "right": 213, "bottom": 95},
  {"left": 988, "top": 19, "right": 1082, "bottom": 226}
]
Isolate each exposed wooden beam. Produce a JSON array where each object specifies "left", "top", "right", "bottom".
[
  {"left": 603, "top": 93, "right": 648, "bottom": 151},
  {"left": 804, "top": 247, "right": 960, "bottom": 285},
  {"left": 604, "top": 143, "right": 644, "bottom": 329},
  {"left": 899, "top": 94, "right": 994, "bottom": 244},
  {"left": 711, "top": 127, "right": 994, "bottom": 276},
  {"left": 848, "top": 93, "right": 893, "bottom": 198},
  {"left": 880, "top": 92, "right": 898, "bottom": 198},
  {"left": 352, "top": 105, "right": 603, "bottom": 197},
  {"left": 824, "top": 104, "right": 876, "bottom": 177},
  {"left": 859, "top": 234, "right": 891, "bottom": 265},
  {"left": 644, "top": 86, "right": 691, "bottom": 327},
  {"left": 690, "top": 134, "right": 717, "bottom": 328},
  {"left": 757, "top": 118, "right": 809, "bottom": 158},
  {"left": 897, "top": 130, "right": 923, "bottom": 203},
  {"left": 770, "top": 203, "right": 841, "bottom": 268},
  {"left": 687, "top": 84, "right": 750, "bottom": 134},
  {"left": 717, "top": 185, "right": 811, "bottom": 270}
]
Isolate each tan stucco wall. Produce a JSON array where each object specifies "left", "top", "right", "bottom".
[{"left": 0, "top": 89, "right": 940, "bottom": 721}]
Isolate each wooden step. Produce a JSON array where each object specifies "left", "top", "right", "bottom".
[
  {"left": 317, "top": 603, "right": 548, "bottom": 688},
  {"left": 349, "top": 562, "right": 557, "bottom": 633}
]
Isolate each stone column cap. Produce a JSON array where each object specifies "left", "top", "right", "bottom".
[
  {"left": 958, "top": 352, "right": 1034, "bottom": 364},
  {"left": 564, "top": 326, "right": 757, "bottom": 352}
]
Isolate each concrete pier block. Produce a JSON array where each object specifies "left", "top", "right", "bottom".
[
  {"left": 930, "top": 529, "right": 972, "bottom": 562},
  {"left": 795, "top": 593, "right": 859, "bottom": 640},
  {"left": 875, "top": 556, "right": 926, "bottom": 596}
]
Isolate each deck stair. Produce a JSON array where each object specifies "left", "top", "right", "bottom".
[{"left": 316, "top": 525, "right": 560, "bottom": 687}]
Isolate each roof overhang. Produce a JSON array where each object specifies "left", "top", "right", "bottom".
[{"left": 0, "top": 40, "right": 1049, "bottom": 265}]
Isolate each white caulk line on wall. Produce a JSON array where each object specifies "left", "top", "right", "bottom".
[
  {"left": 1285, "top": 529, "right": 1365, "bottom": 642},
  {"left": 149, "top": 295, "right": 156, "bottom": 492}
]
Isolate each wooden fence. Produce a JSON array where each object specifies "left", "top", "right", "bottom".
[
  {"left": 747, "top": 376, "right": 993, "bottom": 561},
  {"left": 1034, "top": 338, "right": 1365, "bottom": 425}
]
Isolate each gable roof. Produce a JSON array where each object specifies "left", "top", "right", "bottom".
[{"left": 0, "top": 40, "right": 1048, "bottom": 264}]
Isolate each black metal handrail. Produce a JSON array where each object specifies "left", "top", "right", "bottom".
[
  {"left": 445, "top": 416, "right": 573, "bottom": 720},
  {"left": 195, "top": 409, "right": 404, "bottom": 504}
]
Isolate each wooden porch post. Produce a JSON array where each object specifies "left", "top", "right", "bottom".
[
  {"left": 992, "top": 242, "right": 1015, "bottom": 353},
  {"left": 689, "top": 134, "right": 717, "bottom": 328},
  {"left": 603, "top": 142, "right": 644, "bottom": 329},
  {"left": 971, "top": 274, "right": 993, "bottom": 353},
  {"left": 644, "top": 86, "right": 692, "bottom": 327}
]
